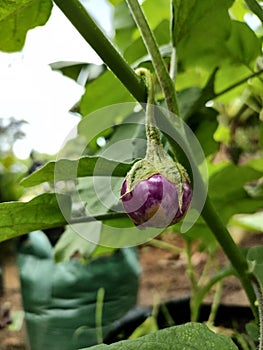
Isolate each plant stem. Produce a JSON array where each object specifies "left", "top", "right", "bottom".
[
  {"left": 95, "top": 287, "right": 105, "bottom": 344},
  {"left": 207, "top": 279, "right": 223, "bottom": 327},
  {"left": 215, "top": 69, "right": 263, "bottom": 99},
  {"left": 135, "top": 68, "right": 162, "bottom": 149},
  {"left": 185, "top": 240, "right": 198, "bottom": 296},
  {"left": 169, "top": 1, "right": 177, "bottom": 81},
  {"left": 126, "top": 0, "right": 179, "bottom": 115},
  {"left": 148, "top": 238, "right": 184, "bottom": 254},
  {"left": 191, "top": 265, "right": 234, "bottom": 322},
  {"left": 202, "top": 196, "right": 258, "bottom": 319},
  {"left": 251, "top": 276, "right": 263, "bottom": 350},
  {"left": 245, "top": 0, "right": 263, "bottom": 23},
  {"left": 53, "top": 0, "right": 147, "bottom": 103}
]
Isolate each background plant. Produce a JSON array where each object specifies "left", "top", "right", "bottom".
[{"left": 0, "top": 0, "right": 263, "bottom": 349}]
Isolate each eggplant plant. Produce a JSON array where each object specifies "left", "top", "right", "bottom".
[{"left": 0, "top": 0, "right": 263, "bottom": 349}]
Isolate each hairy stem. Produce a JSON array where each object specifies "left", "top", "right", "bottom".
[
  {"left": 53, "top": 0, "right": 146, "bottom": 103},
  {"left": 126, "top": 0, "right": 179, "bottom": 115},
  {"left": 169, "top": 1, "right": 177, "bottom": 81},
  {"left": 135, "top": 68, "right": 162, "bottom": 148},
  {"left": 147, "top": 238, "right": 184, "bottom": 254}
]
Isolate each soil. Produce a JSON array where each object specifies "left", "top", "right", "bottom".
[{"left": 0, "top": 230, "right": 262, "bottom": 350}]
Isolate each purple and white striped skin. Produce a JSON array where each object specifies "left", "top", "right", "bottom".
[{"left": 121, "top": 174, "right": 192, "bottom": 229}]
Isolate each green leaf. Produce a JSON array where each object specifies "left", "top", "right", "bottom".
[
  {"left": 50, "top": 61, "right": 105, "bottom": 84},
  {"left": 214, "top": 64, "right": 251, "bottom": 101},
  {"left": 78, "top": 100, "right": 136, "bottom": 143},
  {"left": 142, "top": 0, "right": 170, "bottom": 30},
  {"left": 0, "top": 193, "right": 70, "bottom": 242},
  {"left": 54, "top": 222, "right": 117, "bottom": 262},
  {"left": 225, "top": 21, "right": 261, "bottom": 66},
  {"left": 208, "top": 164, "right": 262, "bottom": 223},
  {"left": 80, "top": 70, "right": 135, "bottom": 116},
  {"left": 54, "top": 223, "right": 99, "bottom": 262},
  {"left": 129, "top": 316, "right": 158, "bottom": 339},
  {"left": 174, "top": 0, "right": 233, "bottom": 68},
  {"left": 183, "top": 163, "right": 262, "bottom": 248},
  {"left": 231, "top": 212, "right": 263, "bottom": 232},
  {"left": 113, "top": 2, "right": 136, "bottom": 52},
  {"left": 247, "top": 246, "right": 263, "bottom": 285},
  {"left": 84, "top": 322, "right": 237, "bottom": 350},
  {"left": 229, "top": 0, "right": 249, "bottom": 21},
  {"left": 192, "top": 112, "right": 219, "bottom": 157},
  {"left": 244, "top": 181, "right": 263, "bottom": 198},
  {"left": 108, "top": 0, "right": 123, "bottom": 5},
  {"left": 246, "top": 158, "right": 263, "bottom": 172},
  {"left": 78, "top": 176, "right": 123, "bottom": 216},
  {"left": 20, "top": 156, "right": 135, "bottom": 187},
  {"left": 0, "top": 0, "right": 53, "bottom": 52},
  {"left": 178, "top": 87, "right": 202, "bottom": 119}
]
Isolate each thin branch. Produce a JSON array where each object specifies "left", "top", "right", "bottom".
[
  {"left": 215, "top": 69, "right": 263, "bottom": 99},
  {"left": 126, "top": 0, "right": 179, "bottom": 115},
  {"left": 191, "top": 265, "right": 234, "bottom": 322},
  {"left": 69, "top": 212, "right": 127, "bottom": 225},
  {"left": 147, "top": 238, "right": 184, "bottom": 254},
  {"left": 245, "top": 0, "right": 263, "bottom": 23}
]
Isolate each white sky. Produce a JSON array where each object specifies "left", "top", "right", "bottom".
[{"left": 0, "top": 1, "right": 112, "bottom": 159}]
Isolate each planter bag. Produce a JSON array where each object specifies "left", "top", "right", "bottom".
[{"left": 17, "top": 231, "right": 140, "bottom": 350}]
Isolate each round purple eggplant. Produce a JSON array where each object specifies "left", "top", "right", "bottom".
[{"left": 121, "top": 173, "right": 192, "bottom": 229}]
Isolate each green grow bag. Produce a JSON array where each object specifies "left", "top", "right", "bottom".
[{"left": 17, "top": 231, "right": 140, "bottom": 350}]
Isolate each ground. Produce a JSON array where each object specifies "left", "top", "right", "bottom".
[{"left": 0, "top": 229, "right": 262, "bottom": 349}]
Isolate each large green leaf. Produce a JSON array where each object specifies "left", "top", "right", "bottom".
[
  {"left": 208, "top": 164, "right": 262, "bottom": 224},
  {"left": 80, "top": 70, "right": 135, "bottom": 116},
  {"left": 53, "top": 222, "right": 116, "bottom": 262},
  {"left": 0, "top": 193, "right": 70, "bottom": 242},
  {"left": 20, "top": 156, "right": 135, "bottom": 187},
  {"left": 142, "top": 0, "right": 170, "bottom": 30},
  {"left": 78, "top": 176, "right": 123, "bottom": 216},
  {"left": 225, "top": 21, "right": 261, "bottom": 66},
  {"left": 0, "top": 0, "right": 52, "bottom": 52},
  {"left": 83, "top": 322, "right": 237, "bottom": 350},
  {"left": 54, "top": 223, "right": 101, "bottom": 262},
  {"left": 174, "top": 0, "right": 234, "bottom": 68}
]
